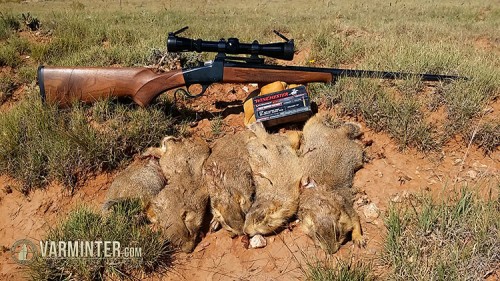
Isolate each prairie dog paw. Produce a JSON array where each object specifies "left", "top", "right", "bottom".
[
  {"left": 210, "top": 218, "right": 221, "bottom": 232},
  {"left": 352, "top": 232, "right": 366, "bottom": 248}
]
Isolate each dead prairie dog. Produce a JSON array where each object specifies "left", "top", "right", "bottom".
[
  {"left": 103, "top": 158, "right": 166, "bottom": 211},
  {"left": 301, "top": 112, "right": 364, "bottom": 190},
  {"left": 244, "top": 122, "right": 302, "bottom": 236},
  {"left": 146, "top": 137, "right": 211, "bottom": 253},
  {"left": 298, "top": 177, "right": 364, "bottom": 254},
  {"left": 204, "top": 131, "right": 255, "bottom": 236}
]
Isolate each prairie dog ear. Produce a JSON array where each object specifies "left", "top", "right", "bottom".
[{"left": 300, "top": 176, "right": 317, "bottom": 190}]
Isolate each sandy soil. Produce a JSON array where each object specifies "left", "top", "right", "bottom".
[{"left": 0, "top": 82, "right": 498, "bottom": 280}]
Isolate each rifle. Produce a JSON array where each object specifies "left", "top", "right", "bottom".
[{"left": 37, "top": 26, "right": 464, "bottom": 107}]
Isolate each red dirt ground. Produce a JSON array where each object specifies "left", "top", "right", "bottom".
[{"left": 0, "top": 81, "right": 498, "bottom": 280}]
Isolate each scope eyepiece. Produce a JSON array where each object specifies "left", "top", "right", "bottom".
[{"left": 167, "top": 33, "right": 294, "bottom": 61}]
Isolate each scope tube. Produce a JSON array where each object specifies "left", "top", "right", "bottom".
[{"left": 167, "top": 35, "right": 294, "bottom": 60}]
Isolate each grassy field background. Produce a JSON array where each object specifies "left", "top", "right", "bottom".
[{"left": 0, "top": 0, "right": 499, "bottom": 280}]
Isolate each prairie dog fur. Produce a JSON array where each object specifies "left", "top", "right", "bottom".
[
  {"left": 298, "top": 177, "right": 364, "bottom": 254},
  {"left": 300, "top": 112, "right": 364, "bottom": 191},
  {"left": 103, "top": 158, "right": 166, "bottom": 211},
  {"left": 146, "top": 137, "right": 210, "bottom": 253},
  {"left": 204, "top": 131, "right": 255, "bottom": 236},
  {"left": 244, "top": 122, "right": 302, "bottom": 236}
]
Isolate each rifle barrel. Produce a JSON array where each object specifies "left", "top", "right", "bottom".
[
  {"left": 330, "top": 69, "right": 464, "bottom": 81},
  {"left": 224, "top": 61, "right": 466, "bottom": 82}
]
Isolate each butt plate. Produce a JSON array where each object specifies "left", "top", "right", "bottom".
[{"left": 37, "top": 65, "right": 46, "bottom": 103}]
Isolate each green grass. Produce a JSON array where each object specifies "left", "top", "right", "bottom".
[
  {"left": 311, "top": 80, "right": 439, "bottom": 151},
  {"left": 26, "top": 199, "right": 174, "bottom": 280},
  {"left": 210, "top": 115, "right": 224, "bottom": 137},
  {"left": 382, "top": 186, "right": 499, "bottom": 280},
  {"left": 0, "top": 88, "right": 177, "bottom": 193},
  {"left": 306, "top": 259, "right": 374, "bottom": 281}
]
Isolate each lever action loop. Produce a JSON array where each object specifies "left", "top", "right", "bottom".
[{"left": 174, "top": 84, "right": 209, "bottom": 99}]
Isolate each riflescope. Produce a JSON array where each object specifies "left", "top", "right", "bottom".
[{"left": 167, "top": 26, "right": 295, "bottom": 61}]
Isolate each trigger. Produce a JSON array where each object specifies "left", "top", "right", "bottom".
[{"left": 199, "top": 84, "right": 209, "bottom": 96}]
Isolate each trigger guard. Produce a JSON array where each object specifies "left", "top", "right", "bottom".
[{"left": 182, "top": 84, "right": 209, "bottom": 98}]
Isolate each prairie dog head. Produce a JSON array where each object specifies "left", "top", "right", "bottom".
[
  {"left": 146, "top": 198, "right": 200, "bottom": 253},
  {"left": 298, "top": 177, "right": 359, "bottom": 254},
  {"left": 243, "top": 200, "right": 290, "bottom": 236}
]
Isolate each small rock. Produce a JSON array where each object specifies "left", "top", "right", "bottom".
[
  {"left": 466, "top": 170, "right": 478, "bottom": 179},
  {"left": 453, "top": 159, "right": 462, "bottom": 165},
  {"left": 362, "top": 203, "right": 380, "bottom": 220},
  {"left": 3, "top": 185, "right": 12, "bottom": 194},
  {"left": 249, "top": 235, "right": 267, "bottom": 249},
  {"left": 391, "top": 191, "right": 410, "bottom": 203},
  {"left": 355, "top": 195, "right": 370, "bottom": 207},
  {"left": 391, "top": 194, "right": 402, "bottom": 203},
  {"left": 377, "top": 171, "right": 383, "bottom": 178},
  {"left": 472, "top": 161, "right": 488, "bottom": 172},
  {"left": 242, "top": 86, "right": 249, "bottom": 93}
]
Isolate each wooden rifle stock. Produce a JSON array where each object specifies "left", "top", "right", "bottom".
[{"left": 38, "top": 66, "right": 185, "bottom": 107}]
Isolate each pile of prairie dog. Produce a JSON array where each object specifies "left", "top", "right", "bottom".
[{"left": 104, "top": 112, "right": 366, "bottom": 254}]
